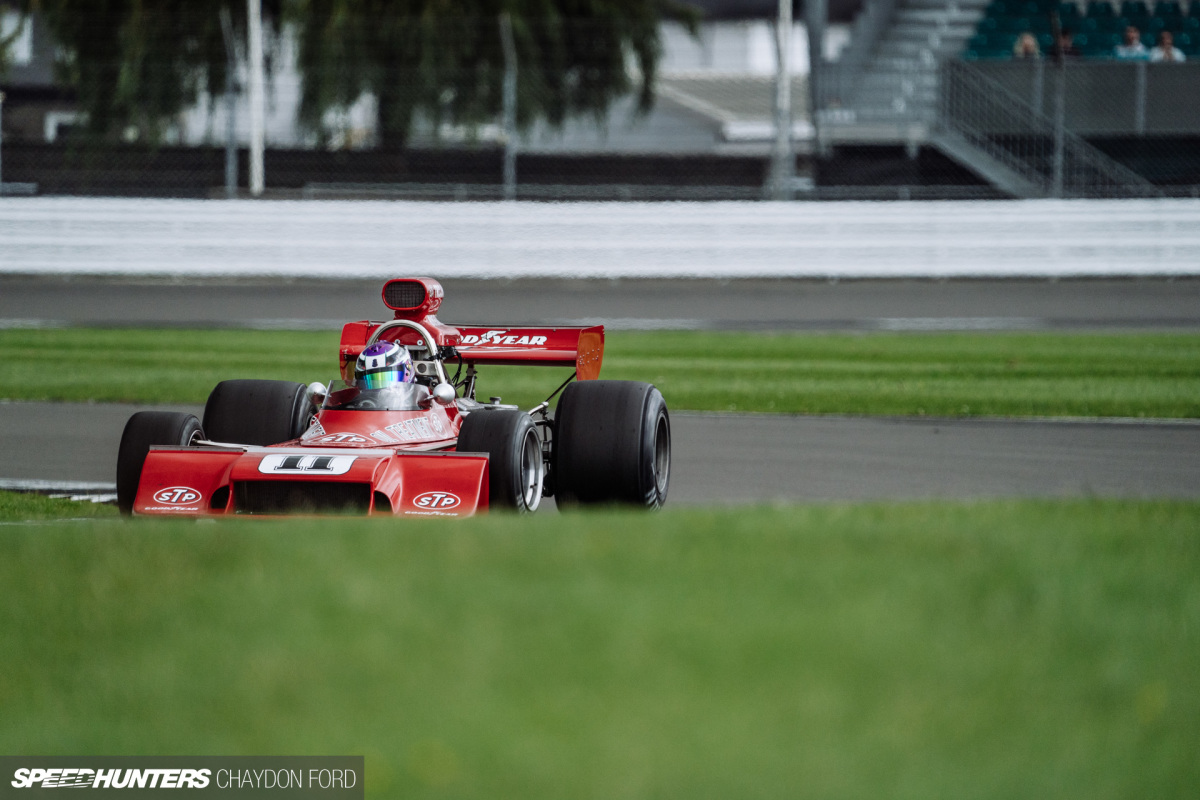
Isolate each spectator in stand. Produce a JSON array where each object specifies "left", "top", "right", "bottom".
[
  {"left": 1013, "top": 32, "right": 1042, "bottom": 58},
  {"left": 1050, "top": 28, "right": 1081, "bottom": 58},
  {"left": 1150, "top": 30, "right": 1187, "bottom": 61},
  {"left": 1114, "top": 25, "right": 1149, "bottom": 59}
]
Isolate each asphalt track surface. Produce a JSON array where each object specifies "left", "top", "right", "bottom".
[
  {"left": 2, "top": 403, "right": 1198, "bottom": 503},
  {"left": 2, "top": 276, "right": 1200, "bottom": 331}
]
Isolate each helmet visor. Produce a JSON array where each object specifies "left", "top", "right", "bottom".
[{"left": 359, "top": 368, "right": 402, "bottom": 389}]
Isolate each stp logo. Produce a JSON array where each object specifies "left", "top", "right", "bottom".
[
  {"left": 152, "top": 486, "right": 201, "bottom": 505},
  {"left": 310, "top": 433, "right": 371, "bottom": 445},
  {"left": 413, "top": 491, "right": 461, "bottom": 510}
]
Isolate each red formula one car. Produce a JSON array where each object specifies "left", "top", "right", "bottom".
[{"left": 116, "top": 278, "right": 670, "bottom": 517}]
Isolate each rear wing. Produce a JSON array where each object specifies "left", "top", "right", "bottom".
[
  {"left": 454, "top": 326, "right": 604, "bottom": 380},
  {"left": 340, "top": 322, "right": 604, "bottom": 381}
]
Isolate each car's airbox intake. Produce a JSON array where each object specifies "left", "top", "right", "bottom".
[{"left": 383, "top": 280, "right": 426, "bottom": 311}]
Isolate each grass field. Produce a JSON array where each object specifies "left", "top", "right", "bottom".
[
  {"left": 2, "top": 328, "right": 1198, "bottom": 417},
  {"left": 1, "top": 498, "right": 1198, "bottom": 797},
  {"left": 0, "top": 490, "right": 116, "bottom": 521}
]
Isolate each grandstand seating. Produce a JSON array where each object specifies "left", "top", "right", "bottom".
[{"left": 963, "top": 0, "right": 1200, "bottom": 58}]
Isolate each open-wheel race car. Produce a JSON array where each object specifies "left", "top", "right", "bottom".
[{"left": 116, "top": 278, "right": 670, "bottom": 517}]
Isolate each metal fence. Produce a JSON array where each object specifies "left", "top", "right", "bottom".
[
  {"left": 937, "top": 59, "right": 1161, "bottom": 197},
  {"left": 0, "top": 141, "right": 780, "bottom": 200},
  {"left": 967, "top": 60, "right": 1200, "bottom": 136}
]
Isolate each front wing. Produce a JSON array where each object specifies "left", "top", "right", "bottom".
[{"left": 134, "top": 445, "right": 489, "bottom": 517}]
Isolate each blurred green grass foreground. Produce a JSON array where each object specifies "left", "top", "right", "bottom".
[{"left": 2, "top": 500, "right": 1198, "bottom": 797}]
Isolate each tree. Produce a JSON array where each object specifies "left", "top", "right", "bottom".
[
  {"left": 28, "top": 0, "right": 281, "bottom": 141},
  {"left": 294, "top": 0, "right": 696, "bottom": 149},
  {"left": 26, "top": 0, "right": 694, "bottom": 147}
]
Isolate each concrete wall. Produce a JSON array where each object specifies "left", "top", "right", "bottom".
[{"left": 1, "top": 196, "right": 1196, "bottom": 278}]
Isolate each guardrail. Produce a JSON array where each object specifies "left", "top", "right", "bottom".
[
  {"left": 939, "top": 59, "right": 1161, "bottom": 197},
  {"left": 962, "top": 60, "right": 1200, "bottom": 136},
  {"left": 816, "top": 57, "right": 1200, "bottom": 148}
]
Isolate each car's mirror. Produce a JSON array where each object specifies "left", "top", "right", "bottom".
[
  {"left": 306, "top": 381, "right": 327, "bottom": 406},
  {"left": 432, "top": 383, "right": 456, "bottom": 406}
]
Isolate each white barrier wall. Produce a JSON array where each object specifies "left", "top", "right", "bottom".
[{"left": 0, "top": 197, "right": 1197, "bottom": 278}]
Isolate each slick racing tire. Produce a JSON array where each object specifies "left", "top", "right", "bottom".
[
  {"left": 553, "top": 380, "right": 670, "bottom": 509},
  {"left": 457, "top": 409, "right": 544, "bottom": 513},
  {"left": 202, "top": 379, "right": 313, "bottom": 446},
  {"left": 116, "top": 411, "right": 204, "bottom": 516}
]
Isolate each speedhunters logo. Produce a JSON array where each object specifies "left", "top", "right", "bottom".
[
  {"left": 0, "top": 758, "right": 362, "bottom": 797},
  {"left": 11, "top": 768, "right": 210, "bottom": 789}
]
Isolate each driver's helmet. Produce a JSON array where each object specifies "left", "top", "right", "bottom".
[{"left": 355, "top": 341, "right": 414, "bottom": 389}]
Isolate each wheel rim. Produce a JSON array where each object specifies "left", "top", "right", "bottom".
[
  {"left": 652, "top": 413, "right": 670, "bottom": 499},
  {"left": 520, "top": 428, "right": 544, "bottom": 511}
]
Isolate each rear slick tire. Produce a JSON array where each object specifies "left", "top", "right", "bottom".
[
  {"left": 116, "top": 411, "right": 204, "bottom": 516},
  {"left": 553, "top": 380, "right": 670, "bottom": 509},
  {"left": 457, "top": 409, "right": 544, "bottom": 512},
  {"left": 202, "top": 379, "right": 313, "bottom": 446}
]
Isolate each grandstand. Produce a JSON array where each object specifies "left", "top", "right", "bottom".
[
  {"left": 965, "top": 0, "right": 1200, "bottom": 58},
  {"left": 815, "top": 0, "right": 1199, "bottom": 197}
]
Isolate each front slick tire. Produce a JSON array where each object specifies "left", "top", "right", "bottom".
[
  {"left": 202, "top": 379, "right": 312, "bottom": 446},
  {"left": 553, "top": 380, "right": 670, "bottom": 509},
  {"left": 457, "top": 409, "right": 544, "bottom": 512},
  {"left": 116, "top": 411, "right": 204, "bottom": 516}
]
